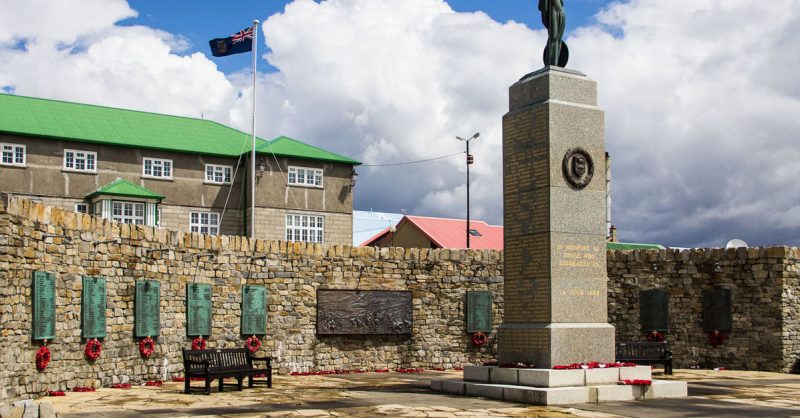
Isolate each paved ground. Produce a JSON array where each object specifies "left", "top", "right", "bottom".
[{"left": 38, "top": 369, "right": 800, "bottom": 417}]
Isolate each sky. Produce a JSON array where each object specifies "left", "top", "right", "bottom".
[{"left": 1, "top": 0, "right": 799, "bottom": 248}]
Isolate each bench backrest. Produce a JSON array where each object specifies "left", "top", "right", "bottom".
[
  {"left": 616, "top": 342, "right": 670, "bottom": 360},
  {"left": 217, "top": 348, "right": 252, "bottom": 369},
  {"left": 183, "top": 349, "right": 220, "bottom": 373}
]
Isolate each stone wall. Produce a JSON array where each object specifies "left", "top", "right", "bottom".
[
  {"left": 0, "top": 196, "right": 502, "bottom": 403},
  {"left": 607, "top": 247, "right": 799, "bottom": 373}
]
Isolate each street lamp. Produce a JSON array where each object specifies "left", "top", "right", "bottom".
[{"left": 457, "top": 132, "right": 479, "bottom": 249}]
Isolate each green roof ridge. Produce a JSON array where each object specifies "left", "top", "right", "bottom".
[
  {"left": 0, "top": 93, "right": 359, "bottom": 164},
  {"left": 258, "top": 135, "right": 361, "bottom": 165},
  {"left": 87, "top": 178, "right": 164, "bottom": 200}
]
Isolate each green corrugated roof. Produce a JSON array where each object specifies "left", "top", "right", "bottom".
[
  {"left": 86, "top": 178, "right": 164, "bottom": 200},
  {"left": 607, "top": 242, "right": 665, "bottom": 251},
  {"left": 257, "top": 136, "right": 361, "bottom": 165},
  {"left": 0, "top": 93, "right": 359, "bottom": 164}
]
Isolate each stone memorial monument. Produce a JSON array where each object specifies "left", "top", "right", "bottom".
[
  {"left": 431, "top": 2, "right": 688, "bottom": 404},
  {"left": 497, "top": 70, "right": 613, "bottom": 368}
]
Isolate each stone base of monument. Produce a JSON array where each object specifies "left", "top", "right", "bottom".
[{"left": 430, "top": 365, "right": 687, "bottom": 405}]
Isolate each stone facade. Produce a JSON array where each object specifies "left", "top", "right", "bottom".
[
  {"left": 3, "top": 195, "right": 800, "bottom": 404},
  {"left": 0, "top": 196, "right": 501, "bottom": 403},
  {"left": 249, "top": 207, "right": 353, "bottom": 246},
  {"left": 607, "top": 247, "right": 800, "bottom": 373}
]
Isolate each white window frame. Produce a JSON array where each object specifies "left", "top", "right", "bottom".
[
  {"left": 63, "top": 149, "right": 97, "bottom": 173},
  {"left": 111, "top": 201, "right": 145, "bottom": 225},
  {"left": 285, "top": 214, "right": 324, "bottom": 243},
  {"left": 142, "top": 157, "right": 173, "bottom": 180},
  {"left": 75, "top": 203, "right": 89, "bottom": 214},
  {"left": 287, "top": 166, "right": 323, "bottom": 187},
  {"left": 190, "top": 211, "right": 220, "bottom": 235},
  {"left": 0, "top": 142, "right": 26, "bottom": 167},
  {"left": 204, "top": 164, "right": 232, "bottom": 185}
]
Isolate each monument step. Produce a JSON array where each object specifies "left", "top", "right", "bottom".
[
  {"left": 430, "top": 378, "right": 688, "bottom": 406},
  {"left": 464, "top": 365, "right": 652, "bottom": 387}
]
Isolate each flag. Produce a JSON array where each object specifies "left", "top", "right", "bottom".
[{"left": 208, "top": 26, "right": 254, "bottom": 57}]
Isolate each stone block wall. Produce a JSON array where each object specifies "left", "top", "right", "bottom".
[
  {"left": 0, "top": 196, "right": 501, "bottom": 403},
  {"left": 607, "top": 247, "right": 799, "bottom": 373}
]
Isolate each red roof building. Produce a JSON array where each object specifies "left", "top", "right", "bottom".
[{"left": 360, "top": 215, "right": 503, "bottom": 250}]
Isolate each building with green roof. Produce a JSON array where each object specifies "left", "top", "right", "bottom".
[{"left": 0, "top": 93, "right": 360, "bottom": 244}]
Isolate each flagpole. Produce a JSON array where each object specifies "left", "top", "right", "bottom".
[{"left": 250, "top": 19, "right": 259, "bottom": 239}]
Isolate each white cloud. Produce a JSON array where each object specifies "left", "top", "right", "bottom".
[
  {"left": 0, "top": 0, "right": 235, "bottom": 120},
  {"left": 257, "top": 0, "right": 542, "bottom": 224},
  {"left": 2, "top": 0, "right": 799, "bottom": 247}
]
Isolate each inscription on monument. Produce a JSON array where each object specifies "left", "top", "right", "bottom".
[
  {"left": 32, "top": 271, "right": 56, "bottom": 341},
  {"left": 135, "top": 280, "right": 160, "bottom": 337},
  {"left": 466, "top": 291, "right": 493, "bottom": 333},
  {"left": 82, "top": 276, "right": 107, "bottom": 339},
  {"left": 241, "top": 285, "right": 267, "bottom": 336},
  {"left": 703, "top": 287, "right": 732, "bottom": 332},
  {"left": 640, "top": 289, "right": 669, "bottom": 332},
  {"left": 186, "top": 283, "right": 212, "bottom": 337},
  {"left": 556, "top": 243, "right": 603, "bottom": 269},
  {"left": 317, "top": 290, "right": 412, "bottom": 335}
]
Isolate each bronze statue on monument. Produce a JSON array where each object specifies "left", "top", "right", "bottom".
[{"left": 539, "top": 0, "right": 568, "bottom": 67}]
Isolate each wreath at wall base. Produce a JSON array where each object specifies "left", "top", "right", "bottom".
[
  {"left": 84, "top": 338, "right": 102, "bottom": 361},
  {"left": 192, "top": 336, "right": 206, "bottom": 350},
  {"left": 647, "top": 331, "right": 665, "bottom": 342},
  {"left": 471, "top": 332, "right": 488, "bottom": 347},
  {"left": 245, "top": 335, "right": 261, "bottom": 353},
  {"left": 708, "top": 330, "right": 725, "bottom": 347},
  {"left": 139, "top": 336, "right": 155, "bottom": 357},
  {"left": 36, "top": 341, "right": 51, "bottom": 371}
]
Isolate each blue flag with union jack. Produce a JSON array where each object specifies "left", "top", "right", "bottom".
[{"left": 209, "top": 26, "right": 254, "bottom": 57}]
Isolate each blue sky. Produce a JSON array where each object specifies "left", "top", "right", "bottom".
[{"left": 125, "top": 0, "right": 613, "bottom": 75}]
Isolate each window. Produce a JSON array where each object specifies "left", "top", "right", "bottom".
[
  {"left": 112, "top": 201, "right": 144, "bottom": 225},
  {"left": 63, "top": 149, "right": 96, "bottom": 172},
  {"left": 285, "top": 214, "right": 324, "bottom": 243},
  {"left": 190, "top": 212, "right": 220, "bottom": 235},
  {"left": 143, "top": 157, "right": 172, "bottom": 179},
  {"left": 288, "top": 166, "right": 323, "bottom": 187},
  {"left": 1, "top": 143, "right": 25, "bottom": 167},
  {"left": 75, "top": 203, "right": 88, "bottom": 214},
  {"left": 205, "top": 164, "right": 232, "bottom": 184}
]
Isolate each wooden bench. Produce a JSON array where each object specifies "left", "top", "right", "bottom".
[
  {"left": 182, "top": 348, "right": 272, "bottom": 394},
  {"left": 616, "top": 341, "right": 673, "bottom": 375}
]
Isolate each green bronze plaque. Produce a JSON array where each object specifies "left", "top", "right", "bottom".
[
  {"left": 187, "top": 283, "right": 212, "bottom": 337},
  {"left": 241, "top": 285, "right": 267, "bottom": 336},
  {"left": 640, "top": 289, "right": 669, "bottom": 332},
  {"left": 703, "top": 287, "right": 732, "bottom": 332},
  {"left": 82, "top": 276, "right": 107, "bottom": 339},
  {"left": 32, "top": 271, "right": 56, "bottom": 341},
  {"left": 135, "top": 280, "right": 161, "bottom": 337},
  {"left": 466, "top": 291, "right": 493, "bottom": 333}
]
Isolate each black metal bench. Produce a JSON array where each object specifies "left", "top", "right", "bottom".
[
  {"left": 182, "top": 348, "right": 272, "bottom": 394},
  {"left": 616, "top": 341, "right": 673, "bottom": 375}
]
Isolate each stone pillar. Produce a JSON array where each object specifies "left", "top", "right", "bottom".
[{"left": 498, "top": 66, "right": 614, "bottom": 368}]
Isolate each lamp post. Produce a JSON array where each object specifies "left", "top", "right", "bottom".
[{"left": 457, "top": 132, "right": 479, "bottom": 248}]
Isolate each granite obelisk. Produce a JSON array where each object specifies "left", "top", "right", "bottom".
[{"left": 497, "top": 65, "right": 615, "bottom": 367}]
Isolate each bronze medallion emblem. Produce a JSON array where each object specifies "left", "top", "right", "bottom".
[{"left": 562, "top": 148, "right": 593, "bottom": 190}]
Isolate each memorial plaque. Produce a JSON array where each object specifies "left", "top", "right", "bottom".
[
  {"left": 316, "top": 290, "right": 412, "bottom": 335},
  {"left": 32, "top": 271, "right": 56, "bottom": 341},
  {"left": 640, "top": 289, "right": 669, "bottom": 332},
  {"left": 135, "top": 280, "right": 161, "bottom": 337},
  {"left": 82, "top": 276, "right": 107, "bottom": 339},
  {"left": 187, "top": 283, "right": 212, "bottom": 337},
  {"left": 241, "top": 285, "right": 267, "bottom": 336},
  {"left": 466, "top": 291, "right": 493, "bottom": 333},
  {"left": 703, "top": 287, "right": 732, "bottom": 332}
]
